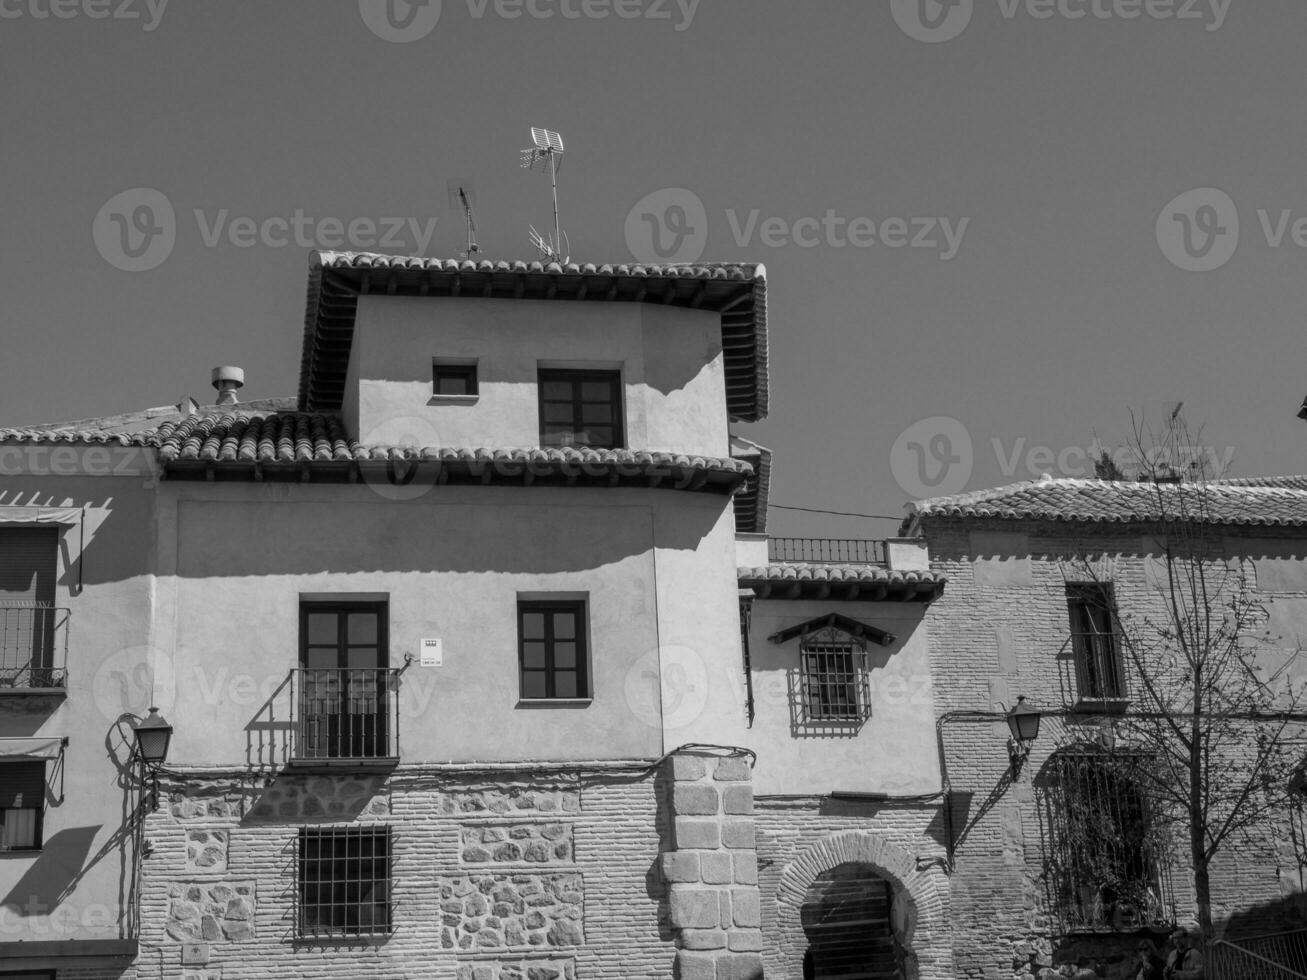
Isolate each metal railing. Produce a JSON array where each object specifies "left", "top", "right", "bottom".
[
  {"left": 1210, "top": 930, "right": 1307, "bottom": 980},
  {"left": 768, "top": 538, "right": 888, "bottom": 565},
  {"left": 1070, "top": 630, "right": 1127, "bottom": 701},
  {"left": 0, "top": 604, "right": 69, "bottom": 690},
  {"left": 290, "top": 668, "right": 401, "bottom": 763}
]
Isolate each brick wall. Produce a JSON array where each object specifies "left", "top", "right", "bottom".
[
  {"left": 922, "top": 519, "right": 1307, "bottom": 979},
  {"left": 136, "top": 765, "right": 679, "bottom": 980},
  {"left": 754, "top": 797, "right": 952, "bottom": 980}
]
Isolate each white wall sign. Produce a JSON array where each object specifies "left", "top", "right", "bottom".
[{"left": 420, "top": 638, "right": 443, "bottom": 667}]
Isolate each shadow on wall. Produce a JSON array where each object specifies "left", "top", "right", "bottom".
[{"left": 1, "top": 825, "right": 101, "bottom": 918}]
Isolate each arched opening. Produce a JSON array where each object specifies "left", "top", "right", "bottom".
[{"left": 800, "top": 863, "right": 904, "bottom": 979}]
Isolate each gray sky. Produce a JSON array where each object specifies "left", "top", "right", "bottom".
[{"left": 2, "top": 0, "right": 1302, "bottom": 536}]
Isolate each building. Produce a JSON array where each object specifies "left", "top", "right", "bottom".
[
  {"left": 0, "top": 253, "right": 776, "bottom": 980},
  {"left": 905, "top": 475, "right": 1307, "bottom": 979}
]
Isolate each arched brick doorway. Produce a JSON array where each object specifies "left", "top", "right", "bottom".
[
  {"left": 801, "top": 863, "right": 902, "bottom": 977},
  {"left": 776, "top": 831, "right": 953, "bottom": 980}
]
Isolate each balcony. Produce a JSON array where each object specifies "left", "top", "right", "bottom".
[
  {"left": 288, "top": 668, "right": 401, "bottom": 771},
  {"left": 767, "top": 538, "right": 889, "bottom": 565},
  {"left": 0, "top": 604, "right": 69, "bottom": 697}
]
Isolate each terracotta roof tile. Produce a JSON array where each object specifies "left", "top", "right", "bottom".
[
  {"left": 737, "top": 563, "right": 946, "bottom": 600},
  {"left": 908, "top": 476, "right": 1307, "bottom": 528}
]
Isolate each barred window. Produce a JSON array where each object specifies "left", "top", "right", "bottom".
[
  {"left": 800, "top": 636, "right": 870, "bottom": 723},
  {"left": 1041, "top": 749, "right": 1172, "bottom": 932},
  {"left": 297, "top": 826, "right": 392, "bottom": 937},
  {"left": 1066, "top": 583, "right": 1125, "bottom": 700}
]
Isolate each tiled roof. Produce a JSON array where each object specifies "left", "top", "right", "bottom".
[
  {"left": 1, "top": 410, "right": 750, "bottom": 493},
  {"left": 737, "top": 564, "right": 946, "bottom": 601},
  {"left": 907, "top": 476, "right": 1307, "bottom": 529},
  {"left": 730, "top": 435, "right": 772, "bottom": 535},
  {"left": 299, "top": 251, "right": 769, "bottom": 423}
]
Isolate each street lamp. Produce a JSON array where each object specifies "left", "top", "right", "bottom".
[
  {"left": 1005, "top": 696, "right": 1041, "bottom": 774},
  {"left": 133, "top": 707, "right": 173, "bottom": 807}
]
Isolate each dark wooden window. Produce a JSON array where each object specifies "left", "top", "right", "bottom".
[
  {"left": 1067, "top": 584, "right": 1125, "bottom": 700},
  {"left": 0, "top": 761, "right": 45, "bottom": 851},
  {"left": 297, "top": 825, "right": 392, "bottom": 937},
  {"left": 299, "top": 603, "right": 391, "bottom": 760},
  {"left": 518, "top": 601, "right": 588, "bottom": 699},
  {"left": 538, "top": 369, "right": 623, "bottom": 449},
  {"left": 432, "top": 361, "right": 477, "bottom": 396},
  {"left": 0, "top": 527, "right": 58, "bottom": 686},
  {"left": 800, "top": 640, "right": 870, "bottom": 722}
]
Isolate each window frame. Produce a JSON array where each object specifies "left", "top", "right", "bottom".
[
  {"left": 0, "top": 760, "right": 46, "bottom": 853},
  {"left": 536, "top": 368, "right": 624, "bottom": 450},
  {"left": 296, "top": 824, "right": 393, "bottom": 939},
  {"left": 1065, "top": 583, "right": 1126, "bottom": 702},
  {"left": 799, "top": 634, "right": 871, "bottom": 724},
  {"left": 431, "top": 360, "right": 478, "bottom": 398},
  {"left": 297, "top": 601, "right": 393, "bottom": 761},
  {"left": 517, "top": 599, "right": 591, "bottom": 701}
]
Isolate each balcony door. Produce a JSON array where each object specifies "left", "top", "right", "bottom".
[
  {"left": 299, "top": 603, "right": 389, "bottom": 760},
  {"left": 0, "top": 527, "right": 58, "bottom": 686}
]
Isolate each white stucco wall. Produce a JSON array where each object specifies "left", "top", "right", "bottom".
[{"left": 346, "top": 295, "right": 729, "bottom": 457}]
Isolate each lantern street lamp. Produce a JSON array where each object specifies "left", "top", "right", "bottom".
[
  {"left": 133, "top": 707, "right": 173, "bottom": 808},
  {"left": 1005, "top": 696, "right": 1041, "bottom": 775}
]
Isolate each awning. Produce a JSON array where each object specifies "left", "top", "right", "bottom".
[
  {"left": 0, "top": 506, "right": 81, "bottom": 525},
  {"left": 0, "top": 736, "right": 67, "bottom": 761},
  {"left": 768, "top": 613, "right": 897, "bottom": 647}
]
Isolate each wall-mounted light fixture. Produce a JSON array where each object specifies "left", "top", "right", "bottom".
[
  {"left": 132, "top": 706, "right": 173, "bottom": 808},
  {"left": 1005, "top": 696, "right": 1041, "bottom": 775}
]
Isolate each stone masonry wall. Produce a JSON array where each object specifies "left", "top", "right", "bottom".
[
  {"left": 136, "top": 767, "right": 676, "bottom": 980},
  {"left": 661, "top": 750, "right": 765, "bottom": 980},
  {"left": 923, "top": 521, "right": 1307, "bottom": 980}
]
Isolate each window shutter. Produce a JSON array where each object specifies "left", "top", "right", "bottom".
[
  {"left": 0, "top": 761, "right": 46, "bottom": 809},
  {"left": 0, "top": 527, "right": 58, "bottom": 605}
]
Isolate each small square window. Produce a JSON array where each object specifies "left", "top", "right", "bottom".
[
  {"left": 297, "top": 825, "right": 392, "bottom": 938},
  {"left": 0, "top": 761, "right": 45, "bottom": 851},
  {"left": 432, "top": 362, "right": 478, "bottom": 397},
  {"left": 518, "top": 601, "right": 589, "bottom": 699}
]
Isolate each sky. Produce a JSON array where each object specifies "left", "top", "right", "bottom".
[{"left": 2, "top": 0, "right": 1304, "bottom": 538}]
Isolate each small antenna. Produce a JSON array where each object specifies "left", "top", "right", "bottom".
[
  {"left": 520, "top": 127, "right": 568, "bottom": 263},
  {"left": 457, "top": 186, "right": 481, "bottom": 259}
]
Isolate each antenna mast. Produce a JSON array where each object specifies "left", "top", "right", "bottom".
[
  {"left": 520, "top": 127, "right": 568, "bottom": 263},
  {"left": 458, "top": 186, "right": 481, "bottom": 259}
]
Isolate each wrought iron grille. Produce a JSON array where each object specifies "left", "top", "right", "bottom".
[
  {"left": 291, "top": 669, "right": 400, "bottom": 762},
  {"left": 1040, "top": 749, "right": 1174, "bottom": 933},
  {"left": 768, "top": 538, "right": 888, "bottom": 565},
  {"left": 0, "top": 604, "right": 68, "bottom": 689},
  {"left": 297, "top": 825, "right": 393, "bottom": 938},
  {"left": 1209, "top": 929, "right": 1307, "bottom": 980},
  {"left": 800, "top": 642, "right": 871, "bottom": 723}
]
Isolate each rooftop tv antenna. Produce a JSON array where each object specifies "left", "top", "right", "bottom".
[
  {"left": 520, "top": 127, "right": 569, "bottom": 263},
  {"left": 456, "top": 186, "right": 481, "bottom": 259}
]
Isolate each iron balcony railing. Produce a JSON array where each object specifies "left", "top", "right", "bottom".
[
  {"left": 1209, "top": 930, "right": 1307, "bottom": 980},
  {"left": 1070, "top": 630, "right": 1127, "bottom": 702},
  {"left": 289, "top": 668, "right": 401, "bottom": 765},
  {"left": 0, "top": 604, "right": 69, "bottom": 691},
  {"left": 768, "top": 538, "right": 888, "bottom": 565}
]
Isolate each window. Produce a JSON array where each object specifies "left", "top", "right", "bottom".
[
  {"left": 432, "top": 360, "right": 477, "bottom": 397},
  {"left": 0, "top": 762, "right": 45, "bottom": 851},
  {"left": 800, "top": 636, "right": 871, "bottom": 723},
  {"left": 298, "top": 603, "right": 393, "bottom": 760},
  {"left": 518, "top": 601, "right": 589, "bottom": 700},
  {"left": 297, "top": 825, "right": 392, "bottom": 937},
  {"left": 538, "top": 369, "right": 623, "bottom": 449},
  {"left": 1042, "top": 749, "right": 1172, "bottom": 932},
  {"left": 1067, "top": 583, "right": 1125, "bottom": 700},
  {"left": 0, "top": 527, "right": 58, "bottom": 688}
]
